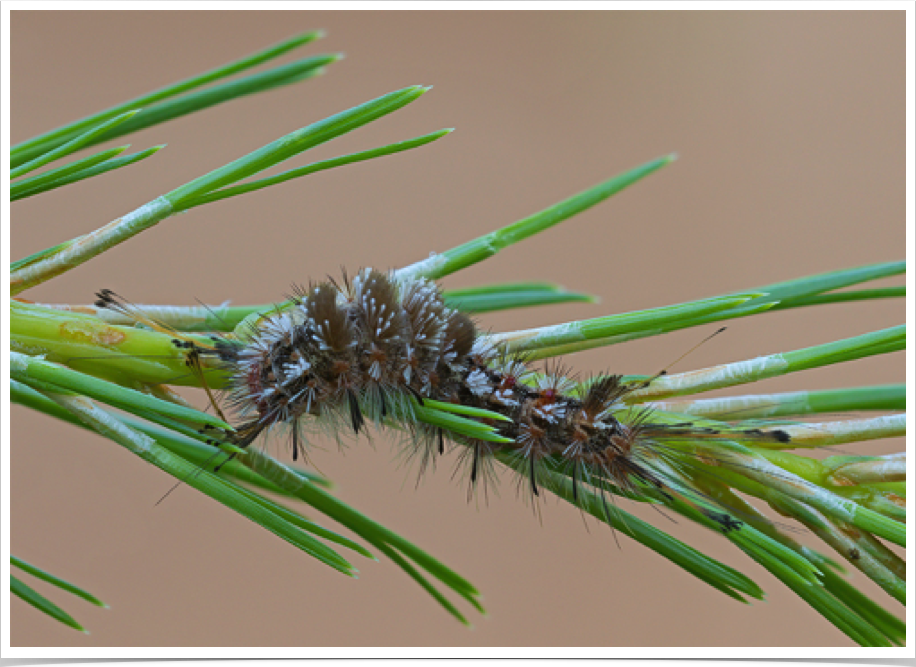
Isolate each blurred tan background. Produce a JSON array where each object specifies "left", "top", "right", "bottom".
[{"left": 11, "top": 10, "right": 904, "bottom": 647}]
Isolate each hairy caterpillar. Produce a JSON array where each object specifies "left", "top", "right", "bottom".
[{"left": 97, "top": 268, "right": 789, "bottom": 528}]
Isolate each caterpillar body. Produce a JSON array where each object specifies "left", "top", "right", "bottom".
[{"left": 97, "top": 269, "right": 788, "bottom": 528}]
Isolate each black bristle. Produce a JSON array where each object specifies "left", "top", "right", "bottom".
[
  {"left": 378, "top": 390, "right": 388, "bottom": 419},
  {"left": 348, "top": 390, "right": 364, "bottom": 434},
  {"left": 214, "top": 452, "right": 237, "bottom": 473},
  {"left": 470, "top": 442, "right": 479, "bottom": 484},
  {"left": 405, "top": 384, "right": 425, "bottom": 406}
]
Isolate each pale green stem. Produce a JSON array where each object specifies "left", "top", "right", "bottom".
[
  {"left": 707, "top": 445, "right": 905, "bottom": 547},
  {"left": 767, "top": 495, "right": 905, "bottom": 604},
  {"left": 826, "top": 453, "right": 906, "bottom": 486},
  {"left": 10, "top": 350, "right": 228, "bottom": 430},
  {"left": 831, "top": 484, "right": 906, "bottom": 523},
  {"left": 40, "top": 392, "right": 162, "bottom": 458},
  {"left": 10, "top": 197, "right": 173, "bottom": 295},
  {"left": 33, "top": 301, "right": 237, "bottom": 331},
  {"left": 646, "top": 385, "right": 904, "bottom": 419},
  {"left": 626, "top": 327, "right": 902, "bottom": 402},
  {"left": 627, "top": 353, "right": 792, "bottom": 401},
  {"left": 11, "top": 300, "right": 207, "bottom": 386},
  {"left": 486, "top": 295, "right": 754, "bottom": 353},
  {"left": 742, "top": 415, "right": 906, "bottom": 450}
]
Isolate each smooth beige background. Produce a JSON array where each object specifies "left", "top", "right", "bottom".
[{"left": 11, "top": 11, "right": 905, "bottom": 647}]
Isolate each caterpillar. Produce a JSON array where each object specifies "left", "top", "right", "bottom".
[{"left": 96, "top": 268, "right": 789, "bottom": 529}]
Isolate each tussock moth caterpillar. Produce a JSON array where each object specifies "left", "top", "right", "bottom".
[{"left": 97, "top": 268, "right": 790, "bottom": 530}]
